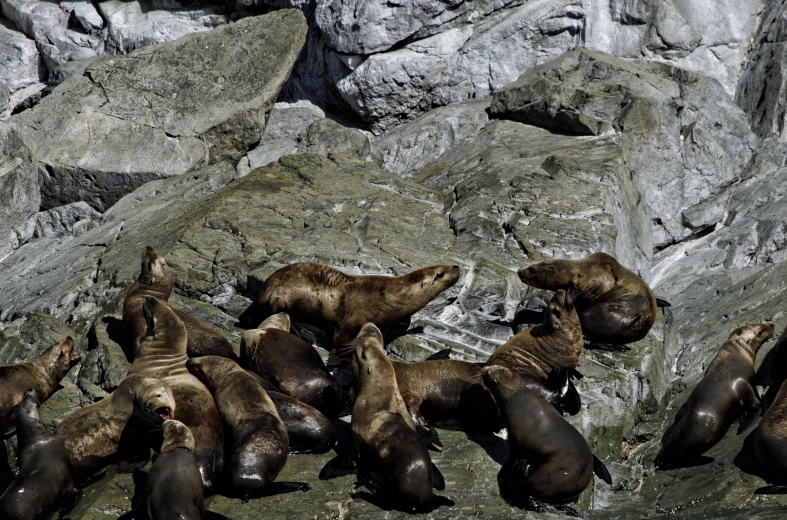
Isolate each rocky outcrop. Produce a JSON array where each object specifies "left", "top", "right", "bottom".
[
  {"left": 490, "top": 49, "right": 758, "bottom": 249},
  {"left": 0, "top": 127, "right": 38, "bottom": 259},
  {"left": 0, "top": 19, "right": 41, "bottom": 93},
  {"left": 11, "top": 9, "right": 307, "bottom": 212}
]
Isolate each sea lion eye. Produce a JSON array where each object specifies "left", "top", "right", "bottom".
[{"left": 436, "top": 272, "right": 445, "bottom": 279}]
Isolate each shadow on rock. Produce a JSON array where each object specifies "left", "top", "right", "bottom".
[
  {"left": 102, "top": 316, "right": 132, "bottom": 362},
  {"left": 350, "top": 490, "right": 454, "bottom": 514},
  {"left": 466, "top": 431, "right": 509, "bottom": 466}
]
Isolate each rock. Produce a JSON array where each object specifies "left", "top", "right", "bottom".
[
  {"left": 306, "top": 117, "right": 371, "bottom": 159},
  {"left": 98, "top": 0, "right": 228, "bottom": 54},
  {"left": 489, "top": 49, "right": 758, "bottom": 249},
  {"left": 11, "top": 9, "right": 308, "bottom": 212},
  {"left": 0, "top": 126, "right": 39, "bottom": 259},
  {"left": 373, "top": 99, "right": 490, "bottom": 178},
  {"left": 60, "top": 0, "right": 103, "bottom": 33},
  {"left": 261, "top": 100, "right": 326, "bottom": 142},
  {"left": 76, "top": 314, "right": 131, "bottom": 400},
  {"left": 0, "top": 18, "right": 42, "bottom": 93},
  {"left": 33, "top": 201, "right": 102, "bottom": 239}
]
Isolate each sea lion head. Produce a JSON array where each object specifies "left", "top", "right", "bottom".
[
  {"left": 729, "top": 323, "right": 775, "bottom": 356},
  {"left": 391, "top": 265, "right": 461, "bottom": 308},
  {"left": 135, "top": 376, "right": 176, "bottom": 423},
  {"left": 160, "top": 419, "right": 195, "bottom": 453},
  {"left": 481, "top": 365, "right": 521, "bottom": 402},
  {"left": 142, "top": 296, "right": 186, "bottom": 340},
  {"left": 352, "top": 323, "right": 392, "bottom": 383},
  {"left": 137, "top": 246, "right": 173, "bottom": 288},
  {"left": 186, "top": 356, "right": 240, "bottom": 389},
  {"left": 542, "top": 289, "right": 577, "bottom": 333},
  {"left": 257, "top": 312, "right": 291, "bottom": 332},
  {"left": 17, "top": 389, "right": 41, "bottom": 423},
  {"left": 42, "top": 336, "right": 81, "bottom": 378},
  {"left": 518, "top": 257, "right": 580, "bottom": 289}
]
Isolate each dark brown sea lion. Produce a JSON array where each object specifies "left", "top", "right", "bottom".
[
  {"left": 518, "top": 252, "right": 657, "bottom": 347},
  {"left": 55, "top": 375, "right": 175, "bottom": 480},
  {"left": 129, "top": 296, "right": 224, "bottom": 492},
  {"left": 241, "top": 312, "right": 351, "bottom": 418},
  {"left": 139, "top": 419, "right": 205, "bottom": 520},
  {"left": 187, "top": 356, "right": 308, "bottom": 501},
  {"left": 123, "top": 246, "right": 237, "bottom": 360},
  {"left": 391, "top": 358, "right": 501, "bottom": 441},
  {"left": 755, "top": 377, "right": 787, "bottom": 493},
  {"left": 488, "top": 290, "right": 583, "bottom": 415},
  {"left": 0, "top": 390, "right": 81, "bottom": 520},
  {"left": 323, "top": 323, "right": 445, "bottom": 512},
  {"left": 240, "top": 262, "right": 460, "bottom": 355},
  {"left": 482, "top": 365, "right": 610, "bottom": 514},
  {"left": 0, "top": 336, "right": 81, "bottom": 436},
  {"left": 656, "top": 323, "right": 774, "bottom": 469}
]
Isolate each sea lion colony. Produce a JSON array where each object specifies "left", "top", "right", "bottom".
[{"left": 0, "top": 247, "right": 785, "bottom": 517}]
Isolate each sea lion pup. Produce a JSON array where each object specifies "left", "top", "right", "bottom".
[
  {"left": 240, "top": 262, "right": 461, "bottom": 356},
  {"left": 241, "top": 312, "right": 352, "bottom": 418},
  {"left": 139, "top": 419, "right": 205, "bottom": 520},
  {"left": 123, "top": 246, "right": 237, "bottom": 360},
  {"left": 0, "top": 336, "right": 81, "bottom": 436},
  {"left": 487, "top": 289, "right": 584, "bottom": 415},
  {"left": 55, "top": 375, "right": 175, "bottom": 480},
  {"left": 656, "top": 323, "right": 775, "bottom": 470},
  {"left": 129, "top": 296, "right": 224, "bottom": 492},
  {"left": 518, "top": 252, "right": 659, "bottom": 349},
  {"left": 482, "top": 365, "right": 611, "bottom": 515},
  {"left": 323, "top": 323, "right": 446, "bottom": 512},
  {"left": 0, "top": 390, "right": 81, "bottom": 520},
  {"left": 187, "top": 356, "right": 309, "bottom": 501}
]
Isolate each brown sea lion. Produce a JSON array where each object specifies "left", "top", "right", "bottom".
[
  {"left": 322, "top": 323, "right": 445, "bottom": 512},
  {"left": 55, "top": 375, "right": 175, "bottom": 480},
  {"left": 240, "top": 262, "right": 460, "bottom": 355},
  {"left": 0, "top": 390, "right": 81, "bottom": 520},
  {"left": 656, "top": 323, "right": 775, "bottom": 469},
  {"left": 518, "top": 252, "right": 658, "bottom": 347},
  {"left": 187, "top": 356, "right": 308, "bottom": 501},
  {"left": 488, "top": 290, "right": 583, "bottom": 415},
  {"left": 123, "top": 246, "right": 237, "bottom": 360},
  {"left": 129, "top": 296, "right": 224, "bottom": 492},
  {"left": 138, "top": 419, "right": 205, "bottom": 520},
  {"left": 241, "top": 312, "right": 351, "bottom": 418},
  {"left": 0, "top": 337, "right": 81, "bottom": 436},
  {"left": 482, "top": 365, "right": 610, "bottom": 514},
  {"left": 755, "top": 376, "right": 787, "bottom": 493}
]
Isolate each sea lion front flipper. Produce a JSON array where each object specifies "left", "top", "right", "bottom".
[
  {"left": 409, "top": 408, "right": 443, "bottom": 452},
  {"left": 257, "top": 378, "right": 280, "bottom": 393},
  {"left": 58, "top": 488, "right": 83, "bottom": 519},
  {"left": 425, "top": 348, "right": 452, "bottom": 361},
  {"left": 567, "top": 287, "right": 583, "bottom": 304},
  {"left": 655, "top": 297, "right": 672, "bottom": 307},
  {"left": 755, "top": 484, "right": 787, "bottom": 494},
  {"left": 255, "top": 481, "right": 311, "bottom": 497},
  {"left": 593, "top": 455, "right": 613, "bottom": 485},
  {"left": 734, "top": 380, "right": 762, "bottom": 435},
  {"left": 318, "top": 456, "right": 357, "bottom": 480},
  {"left": 291, "top": 320, "right": 329, "bottom": 348},
  {"left": 431, "top": 463, "right": 445, "bottom": 491},
  {"left": 585, "top": 340, "right": 631, "bottom": 352}
]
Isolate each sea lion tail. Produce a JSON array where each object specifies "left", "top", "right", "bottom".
[
  {"left": 593, "top": 455, "right": 613, "bottom": 485},
  {"left": 425, "top": 348, "right": 452, "bottom": 361}
]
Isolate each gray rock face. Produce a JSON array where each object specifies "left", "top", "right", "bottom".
[
  {"left": 33, "top": 201, "right": 102, "bottom": 239},
  {"left": 490, "top": 49, "right": 758, "bottom": 249},
  {"left": 11, "top": 10, "right": 307, "bottom": 211},
  {"left": 0, "top": 127, "right": 39, "bottom": 259},
  {"left": 0, "top": 18, "right": 42, "bottom": 93}
]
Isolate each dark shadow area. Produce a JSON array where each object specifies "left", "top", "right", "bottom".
[
  {"left": 0, "top": 439, "right": 13, "bottom": 495},
  {"left": 100, "top": 316, "right": 133, "bottom": 362},
  {"left": 350, "top": 490, "right": 454, "bottom": 514},
  {"left": 734, "top": 428, "right": 777, "bottom": 484},
  {"left": 465, "top": 431, "right": 509, "bottom": 466}
]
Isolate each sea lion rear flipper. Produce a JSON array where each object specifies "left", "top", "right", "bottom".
[
  {"left": 77, "top": 470, "right": 107, "bottom": 489},
  {"left": 431, "top": 463, "right": 445, "bottom": 491},
  {"left": 735, "top": 380, "right": 763, "bottom": 435},
  {"left": 425, "top": 348, "right": 452, "bottom": 361},
  {"left": 755, "top": 484, "right": 787, "bottom": 494},
  {"left": 547, "top": 368, "right": 582, "bottom": 416},
  {"left": 329, "top": 357, "right": 354, "bottom": 387},
  {"left": 291, "top": 320, "right": 330, "bottom": 349},
  {"left": 655, "top": 297, "right": 672, "bottom": 307},
  {"left": 593, "top": 455, "right": 613, "bottom": 485},
  {"left": 58, "top": 488, "right": 83, "bottom": 519},
  {"left": 0, "top": 426, "right": 15, "bottom": 438}
]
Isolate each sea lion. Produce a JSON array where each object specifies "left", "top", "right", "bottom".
[
  {"left": 518, "top": 252, "right": 657, "bottom": 347},
  {"left": 0, "top": 336, "right": 81, "bottom": 436},
  {"left": 755, "top": 376, "right": 787, "bottom": 493},
  {"left": 241, "top": 312, "right": 352, "bottom": 418},
  {"left": 138, "top": 419, "right": 205, "bottom": 520},
  {"left": 187, "top": 356, "right": 308, "bottom": 500},
  {"left": 323, "top": 323, "right": 445, "bottom": 512},
  {"left": 482, "top": 365, "right": 610, "bottom": 514},
  {"left": 656, "top": 323, "right": 775, "bottom": 469},
  {"left": 240, "top": 262, "right": 461, "bottom": 355},
  {"left": 129, "top": 296, "right": 224, "bottom": 492},
  {"left": 487, "top": 289, "right": 583, "bottom": 415},
  {"left": 123, "top": 246, "right": 237, "bottom": 360},
  {"left": 391, "top": 358, "right": 501, "bottom": 442},
  {"left": 55, "top": 374, "right": 175, "bottom": 480},
  {"left": 0, "top": 390, "right": 81, "bottom": 520}
]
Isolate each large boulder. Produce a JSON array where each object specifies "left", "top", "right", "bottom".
[
  {"left": 0, "top": 19, "right": 42, "bottom": 93},
  {"left": 11, "top": 9, "right": 307, "bottom": 212},
  {"left": 489, "top": 49, "right": 758, "bottom": 249},
  {"left": 0, "top": 127, "right": 39, "bottom": 259}
]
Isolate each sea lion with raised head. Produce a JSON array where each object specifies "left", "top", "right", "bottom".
[
  {"left": 241, "top": 312, "right": 352, "bottom": 418},
  {"left": 123, "top": 246, "right": 237, "bottom": 360},
  {"left": 0, "top": 336, "right": 81, "bottom": 436},
  {"left": 482, "top": 365, "right": 611, "bottom": 515},
  {"left": 129, "top": 296, "right": 224, "bottom": 492},
  {"left": 55, "top": 374, "right": 175, "bottom": 480},
  {"left": 322, "top": 323, "right": 445, "bottom": 512},
  {"left": 518, "top": 252, "right": 658, "bottom": 348},
  {"left": 487, "top": 289, "right": 584, "bottom": 415},
  {"left": 0, "top": 390, "right": 81, "bottom": 520},
  {"left": 656, "top": 323, "right": 775, "bottom": 469},
  {"left": 187, "top": 356, "right": 309, "bottom": 501},
  {"left": 240, "top": 262, "right": 461, "bottom": 356}
]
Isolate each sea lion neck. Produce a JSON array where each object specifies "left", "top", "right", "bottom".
[{"left": 16, "top": 393, "right": 48, "bottom": 449}]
